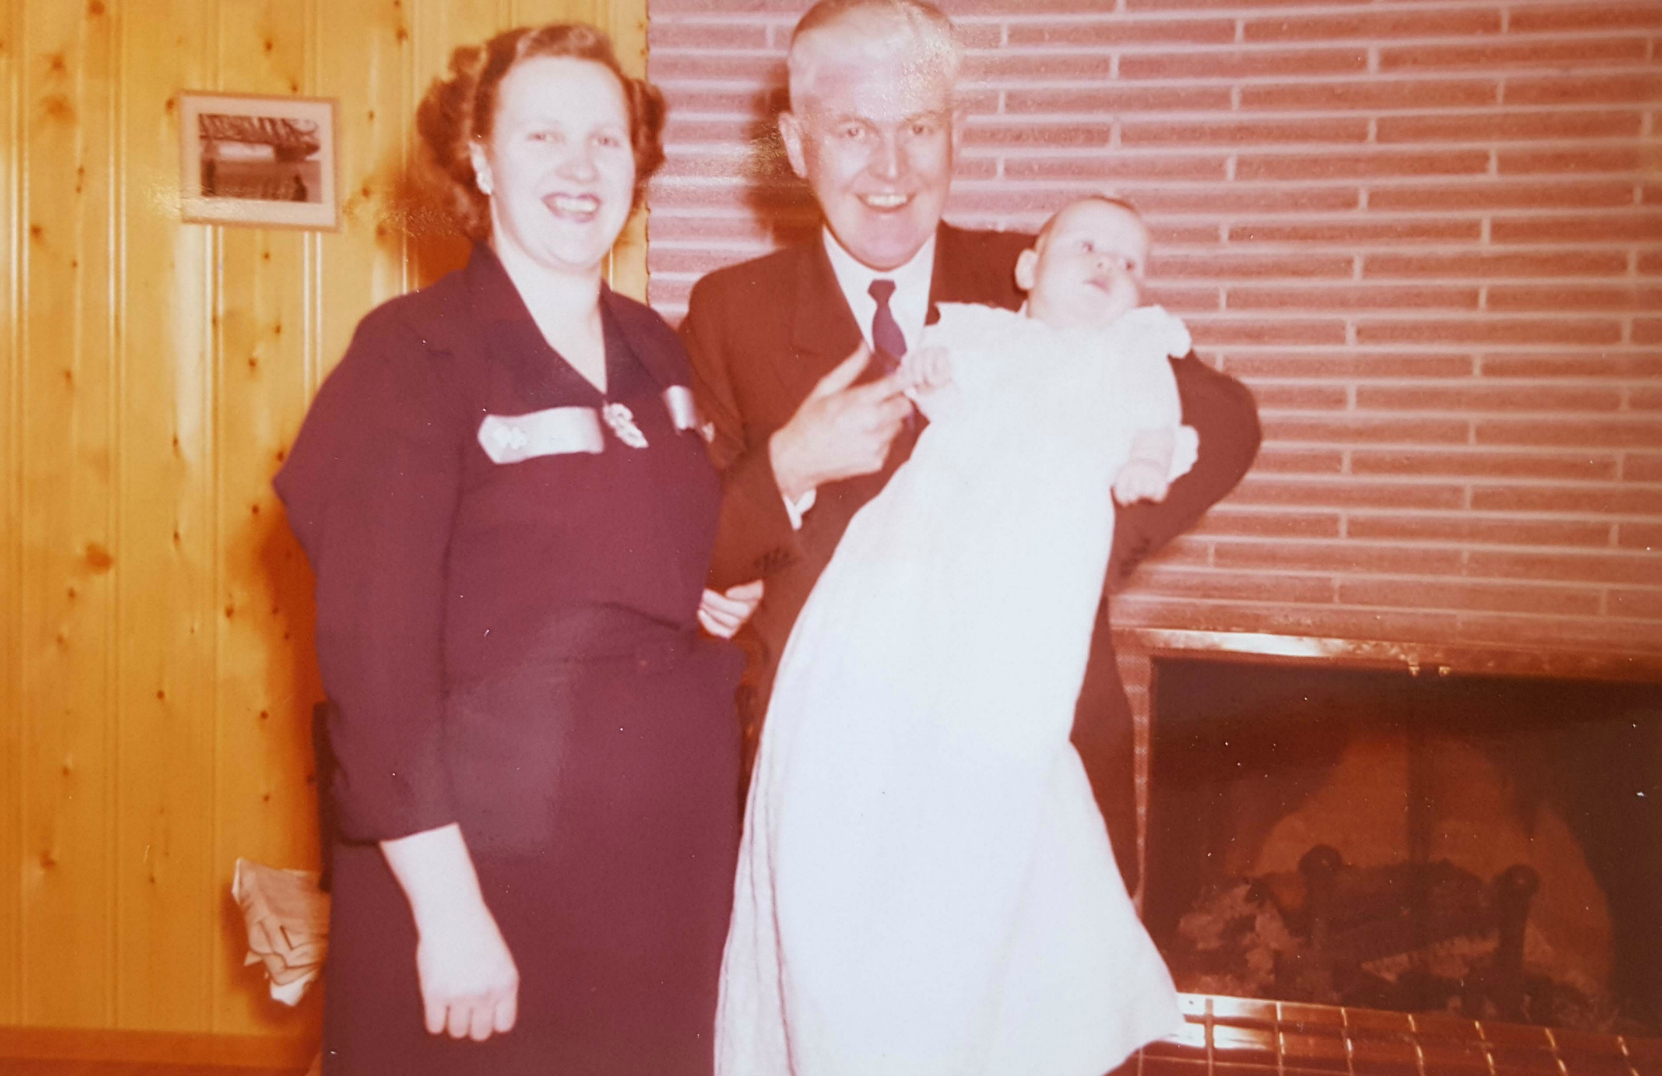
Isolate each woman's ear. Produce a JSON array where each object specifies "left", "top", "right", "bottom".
[
  {"left": 468, "top": 140, "right": 494, "bottom": 197},
  {"left": 1014, "top": 248, "right": 1038, "bottom": 293}
]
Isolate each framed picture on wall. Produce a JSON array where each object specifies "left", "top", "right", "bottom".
[{"left": 178, "top": 91, "right": 339, "bottom": 230}]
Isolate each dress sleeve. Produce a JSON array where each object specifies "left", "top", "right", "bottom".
[
  {"left": 275, "top": 312, "right": 464, "bottom": 843},
  {"left": 681, "top": 279, "right": 804, "bottom": 589},
  {"left": 1103, "top": 307, "right": 1198, "bottom": 480}
]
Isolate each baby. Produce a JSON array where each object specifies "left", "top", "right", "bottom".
[
  {"left": 908, "top": 193, "right": 1193, "bottom": 508},
  {"left": 718, "top": 196, "right": 1190, "bottom": 1076}
]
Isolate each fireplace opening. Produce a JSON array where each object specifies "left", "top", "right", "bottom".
[{"left": 1146, "top": 655, "right": 1662, "bottom": 1037}]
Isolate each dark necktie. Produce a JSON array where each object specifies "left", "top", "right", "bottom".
[{"left": 868, "top": 278, "right": 907, "bottom": 373}]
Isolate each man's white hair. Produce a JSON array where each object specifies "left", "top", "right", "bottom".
[{"left": 785, "top": 0, "right": 962, "bottom": 109}]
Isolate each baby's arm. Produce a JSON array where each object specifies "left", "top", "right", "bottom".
[
  {"left": 1104, "top": 307, "right": 1200, "bottom": 505},
  {"left": 1113, "top": 427, "right": 1177, "bottom": 505}
]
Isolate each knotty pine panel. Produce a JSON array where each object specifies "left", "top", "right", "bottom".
[{"left": 2, "top": 0, "right": 643, "bottom": 1040}]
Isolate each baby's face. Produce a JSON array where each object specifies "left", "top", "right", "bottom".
[{"left": 1016, "top": 200, "right": 1150, "bottom": 331}]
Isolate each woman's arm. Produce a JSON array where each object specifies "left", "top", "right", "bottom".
[
  {"left": 276, "top": 309, "right": 519, "bottom": 1040},
  {"left": 381, "top": 824, "right": 519, "bottom": 1041}
]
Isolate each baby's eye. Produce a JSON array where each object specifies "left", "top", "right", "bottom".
[
  {"left": 593, "top": 131, "right": 626, "bottom": 149},
  {"left": 528, "top": 129, "right": 561, "bottom": 143}
]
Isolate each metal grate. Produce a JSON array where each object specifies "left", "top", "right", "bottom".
[{"left": 1132, "top": 995, "right": 1662, "bottom": 1076}]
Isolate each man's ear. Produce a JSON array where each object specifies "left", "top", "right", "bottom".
[
  {"left": 467, "top": 140, "right": 494, "bottom": 196},
  {"left": 777, "top": 111, "right": 810, "bottom": 180},
  {"left": 1014, "top": 248, "right": 1038, "bottom": 293}
]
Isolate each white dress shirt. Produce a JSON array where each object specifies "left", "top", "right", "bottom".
[{"left": 821, "top": 226, "right": 937, "bottom": 359}]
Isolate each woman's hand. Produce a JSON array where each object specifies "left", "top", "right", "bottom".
[
  {"left": 379, "top": 823, "right": 519, "bottom": 1042},
  {"left": 698, "top": 579, "right": 765, "bottom": 639},
  {"left": 414, "top": 901, "right": 520, "bottom": 1040}
]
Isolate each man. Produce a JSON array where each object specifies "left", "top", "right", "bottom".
[{"left": 682, "top": 0, "right": 1260, "bottom": 895}]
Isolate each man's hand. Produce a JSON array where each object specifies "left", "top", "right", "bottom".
[
  {"left": 1113, "top": 459, "right": 1171, "bottom": 506},
  {"left": 769, "top": 344, "right": 913, "bottom": 502},
  {"left": 698, "top": 579, "right": 765, "bottom": 639}
]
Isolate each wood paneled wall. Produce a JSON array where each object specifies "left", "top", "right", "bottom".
[{"left": 1, "top": 0, "right": 646, "bottom": 1039}]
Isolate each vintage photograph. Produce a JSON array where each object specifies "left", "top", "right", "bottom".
[
  {"left": 179, "top": 91, "right": 338, "bottom": 229},
  {"left": 3, "top": 0, "right": 1659, "bottom": 1073}
]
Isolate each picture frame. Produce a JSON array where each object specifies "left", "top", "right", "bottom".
[{"left": 178, "top": 91, "right": 339, "bottom": 230}]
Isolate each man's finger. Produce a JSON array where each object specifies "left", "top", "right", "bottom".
[
  {"left": 809, "top": 343, "right": 873, "bottom": 399},
  {"left": 871, "top": 394, "right": 916, "bottom": 425},
  {"left": 848, "top": 367, "right": 911, "bottom": 404}
]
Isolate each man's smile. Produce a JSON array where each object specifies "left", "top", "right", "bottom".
[{"left": 859, "top": 192, "right": 912, "bottom": 211}]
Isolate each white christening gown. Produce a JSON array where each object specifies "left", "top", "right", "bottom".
[{"left": 717, "top": 304, "right": 1196, "bottom": 1076}]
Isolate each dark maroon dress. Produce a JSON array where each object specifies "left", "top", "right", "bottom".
[{"left": 275, "top": 246, "right": 742, "bottom": 1075}]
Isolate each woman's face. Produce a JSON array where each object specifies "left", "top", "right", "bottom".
[{"left": 470, "top": 56, "right": 636, "bottom": 280}]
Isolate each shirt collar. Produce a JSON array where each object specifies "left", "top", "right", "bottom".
[
  {"left": 821, "top": 226, "right": 937, "bottom": 303},
  {"left": 820, "top": 227, "right": 938, "bottom": 353}
]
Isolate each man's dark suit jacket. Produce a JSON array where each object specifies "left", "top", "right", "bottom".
[{"left": 682, "top": 222, "right": 1261, "bottom": 892}]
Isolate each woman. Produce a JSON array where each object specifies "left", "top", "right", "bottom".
[{"left": 276, "top": 24, "right": 755, "bottom": 1074}]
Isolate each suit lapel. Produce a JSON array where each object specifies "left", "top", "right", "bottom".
[
  {"left": 928, "top": 222, "right": 968, "bottom": 311},
  {"left": 928, "top": 222, "right": 1028, "bottom": 315},
  {"left": 781, "top": 233, "right": 866, "bottom": 402}
]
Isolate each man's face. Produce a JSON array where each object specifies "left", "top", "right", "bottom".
[
  {"left": 1017, "top": 200, "right": 1151, "bottom": 331},
  {"left": 778, "top": 43, "right": 962, "bottom": 272}
]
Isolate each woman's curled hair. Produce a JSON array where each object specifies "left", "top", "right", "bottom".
[{"left": 416, "top": 23, "right": 667, "bottom": 241}]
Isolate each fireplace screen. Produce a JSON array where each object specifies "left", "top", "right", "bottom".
[{"left": 1146, "top": 656, "right": 1662, "bottom": 1037}]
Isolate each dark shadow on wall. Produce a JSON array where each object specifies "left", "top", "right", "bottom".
[
  {"left": 739, "top": 68, "right": 820, "bottom": 249},
  {"left": 366, "top": 140, "right": 474, "bottom": 291}
]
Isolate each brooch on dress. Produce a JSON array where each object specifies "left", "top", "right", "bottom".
[{"left": 601, "top": 401, "right": 648, "bottom": 448}]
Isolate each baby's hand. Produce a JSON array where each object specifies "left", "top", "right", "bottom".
[
  {"left": 1113, "top": 459, "right": 1171, "bottom": 505},
  {"left": 901, "top": 345, "right": 960, "bottom": 420},
  {"left": 901, "top": 345, "right": 953, "bottom": 392}
]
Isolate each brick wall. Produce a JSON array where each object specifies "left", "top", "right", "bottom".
[{"left": 645, "top": 0, "right": 1662, "bottom": 663}]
